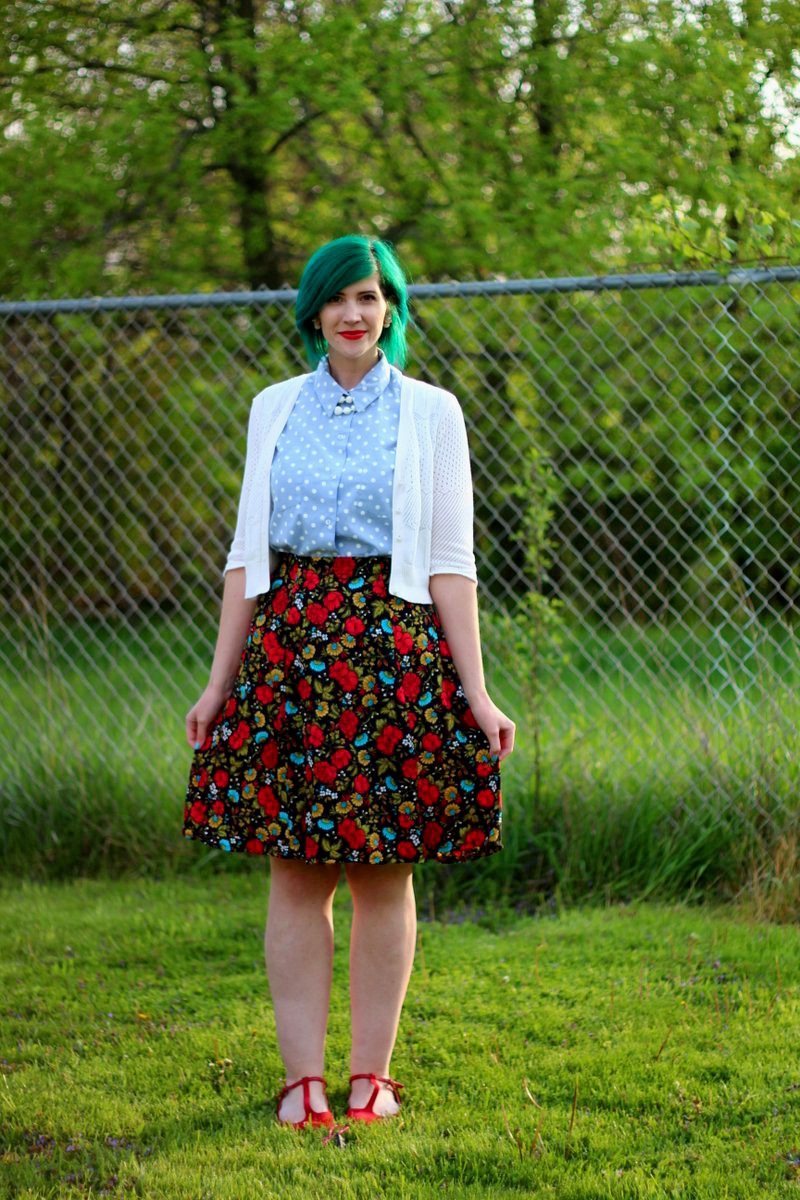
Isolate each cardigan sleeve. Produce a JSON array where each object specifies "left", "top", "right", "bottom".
[
  {"left": 223, "top": 394, "right": 262, "bottom": 575},
  {"left": 429, "top": 392, "right": 478, "bottom": 581}
]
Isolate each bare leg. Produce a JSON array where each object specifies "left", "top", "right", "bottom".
[
  {"left": 265, "top": 857, "right": 341, "bottom": 1122},
  {"left": 345, "top": 862, "right": 416, "bottom": 1115}
]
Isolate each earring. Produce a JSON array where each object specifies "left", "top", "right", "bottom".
[{"left": 313, "top": 320, "right": 321, "bottom": 329}]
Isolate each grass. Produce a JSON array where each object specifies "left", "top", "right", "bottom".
[
  {"left": 1, "top": 874, "right": 800, "bottom": 1198},
  {"left": 0, "top": 610, "right": 798, "bottom": 916}
]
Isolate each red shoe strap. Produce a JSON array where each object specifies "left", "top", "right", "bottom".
[{"left": 349, "top": 1072, "right": 404, "bottom": 1105}]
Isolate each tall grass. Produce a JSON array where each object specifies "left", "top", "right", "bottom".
[{"left": 1, "top": 609, "right": 798, "bottom": 916}]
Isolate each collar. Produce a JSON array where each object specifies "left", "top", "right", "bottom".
[{"left": 312, "top": 351, "right": 392, "bottom": 417}]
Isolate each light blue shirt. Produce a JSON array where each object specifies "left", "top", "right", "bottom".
[{"left": 269, "top": 351, "right": 401, "bottom": 556}]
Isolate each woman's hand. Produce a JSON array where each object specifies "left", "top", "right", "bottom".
[
  {"left": 185, "top": 682, "right": 230, "bottom": 750},
  {"left": 466, "top": 692, "right": 516, "bottom": 762}
]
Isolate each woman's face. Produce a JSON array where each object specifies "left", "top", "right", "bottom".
[{"left": 316, "top": 272, "right": 391, "bottom": 371}]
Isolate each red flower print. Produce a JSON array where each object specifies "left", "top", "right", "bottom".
[
  {"left": 286, "top": 606, "right": 301, "bottom": 626},
  {"left": 476, "top": 787, "right": 495, "bottom": 808},
  {"left": 397, "top": 840, "right": 418, "bottom": 860},
  {"left": 298, "top": 677, "right": 312, "bottom": 699},
  {"left": 304, "top": 567, "right": 320, "bottom": 589},
  {"left": 314, "top": 761, "right": 337, "bottom": 785},
  {"left": 323, "top": 590, "right": 343, "bottom": 611},
  {"left": 307, "top": 723, "right": 325, "bottom": 748},
  {"left": 400, "top": 672, "right": 421, "bottom": 703},
  {"left": 246, "top": 838, "right": 265, "bottom": 854},
  {"left": 399, "top": 813, "right": 414, "bottom": 829},
  {"left": 339, "top": 818, "right": 366, "bottom": 849},
  {"left": 462, "top": 708, "right": 478, "bottom": 728},
  {"left": 331, "top": 747, "right": 352, "bottom": 770},
  {"left": 344, "top": 616, "right": 365, "bottom": 636},
  {"left": 441, "top": 679, "right": 456, "bottom": 709},
  {"left": 439, "top": 636, "right": 452, "bottom": 658},
  {"left": 333, "top": 557, "right": 356, "bottom": 583},
  {"left": 421, "top": 733, "right": 441, "bottom": 752},
  {"left": 417, "top": 778, "right": 440, "bottom": 805},
  {"left": 377, "top": 725, "right": 404, "bottom": 754},
  {"left": 190, "top": 800, "right": 207, "bottom": 824},
  {"left": 224, "top": 697, "right": 237, "bottom": 717},
  {"left": 464, "top": 829, "right": 486, "bottom": 850},
  {"left": 393, "top": 626, "right": 414, "bottom": 655},
  {"left": 272, "top": 588, "right": 289, "bottom": 615},
  {"left": 213, "top": 769, "right": 229, "bottom": 789},
  {"left": 406, "top": 712, "right": 417, "bottom": 729},
  {"left": 305, "top": 836, "right": 319, "bottom": 858},
  {"left": 354, "top": 773, "right": 370, "bottom": 794},
  {"left": 196, "top": 767, "right": 209, "bottom": 788},
  {"left": 306, "top": 602, "right": 329, "bottom": 625},
  {"left": 401, "top": 757, "right": 420, "bottom": 779},
  {"left": 372, "top": 575, "right": 387, "bottom": 597},
  {"left": 258, "top": 787, "right": 279, "bottom": 818},
  {"left": 477, "top": 759, "right": 494, "bottom": 777},
  {"left": 228, "top": 720, "right": 250, "bottom": 751},
  {"left": 260, "top": 740, "right": 279, "bottom": 769},
  {"left": 423, "top": 821, "right": 444, "bottom": 850},
  {"left": 212, "top": 799, "right": 225, "bottom": 815},
  {"left": 330, "top": 661, "right": 358, "bottom": 691},
  {"left": 338, "top": 710, "right": 359, "bottom": 739},
  {"left": 256, "top": 684, "right": 274, "bottom": 704},
  {"left": 264, "top": 630, "right": 284, "bottom": 664}
]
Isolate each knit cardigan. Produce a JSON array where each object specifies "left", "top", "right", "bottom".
[{"left": 224, "top": 372, "right": 477, "bottom": 603}]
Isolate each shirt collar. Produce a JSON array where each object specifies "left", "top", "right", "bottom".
[{"left": 312, "top": 351, "right": 392, "bottom": 417}]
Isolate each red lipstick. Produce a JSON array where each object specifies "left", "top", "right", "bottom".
[{"left": 339, "top": 331, "right": 367, "bottom": 340}]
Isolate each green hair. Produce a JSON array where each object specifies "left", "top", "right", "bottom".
[{"left": 295, "top": 235, "right": 410, "bottom": 368}]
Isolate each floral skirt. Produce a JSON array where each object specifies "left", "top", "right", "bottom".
[{"left": 182, "top": 554, "right": 502, "bottom": 865}]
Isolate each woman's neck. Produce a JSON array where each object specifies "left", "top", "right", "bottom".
[{"left": 326, "top": 350, "right": 380, "bottom": 392}]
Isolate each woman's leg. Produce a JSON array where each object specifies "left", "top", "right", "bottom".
[
  {"left": 265, "top": 857, "right": 341, "bottom": 1121},
  {"left": 345, "top": 862, "right": 416, "bottom": 1115}
]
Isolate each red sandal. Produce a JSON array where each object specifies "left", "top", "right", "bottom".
[
  {"left": 346, "top": 1072, "right": 404, "bottom": 1123},
  {"left": 275, "top": 1075, "right": 335, "bottom": 1129}
]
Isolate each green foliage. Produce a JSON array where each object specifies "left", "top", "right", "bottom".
[
  {"left": 1, "top": 1, "right": 799, "bottom": 299},
  {"left": 1, "top": 878, "right": 799, "bottom": 1198}
]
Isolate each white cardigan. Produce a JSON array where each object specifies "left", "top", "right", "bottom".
[{"left": 224, "top": 372, "right": 477, "bottom": 603}]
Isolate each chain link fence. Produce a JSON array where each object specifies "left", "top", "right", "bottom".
[{"left": 1, "top": 266, "right": 799, "bottom": 884}]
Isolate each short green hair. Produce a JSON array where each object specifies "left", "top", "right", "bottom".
[{"left": 295, "top": 235, "right": 410, "bottom": 368}]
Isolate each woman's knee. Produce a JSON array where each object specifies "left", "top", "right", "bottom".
[
  {"left": 268, "top": 857, "right": 341, "bottom": 906},
  {"left": 345, "top": 862, "right": 414, "bottom": 905}
]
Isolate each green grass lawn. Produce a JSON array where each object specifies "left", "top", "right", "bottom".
[{"left": 2, "top": 874, "right": 799, "bottom": 1198}]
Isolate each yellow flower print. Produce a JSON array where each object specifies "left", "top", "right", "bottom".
[
  {"left": 444, "top": 786, "right": 458, "bottom": 803},
  {"left": 310, "top": 802, "right": 324, "bottom": 819},
  {"left": 208, "top": 813, "right": 222, "bottom": 828},
  {"left": 242, "top": 784, "right": 255, "bottom": 800},
  {"left": 342, "top": 633, "right": 356, "bottom": 649},
  {"left": 368, "top": 833, "right": 380, "bottom": 849},
  {"left": 254, "top": 711, "right": 266, "bottom": 729},
  {"left": 421, "top": 651, "right": 434, "bottom": 667},
  {"left": 357, "top": 749, "right": 372, "bottom": 766},
  {"left": 424, "top": 708, "right": 437, "bottom": 723},
  {"left": 336, "top": 799, "right": 352, "bottom": 815},
  {"left": 326, "top": 642, "right": 344, "bottom": 657},
  {"left": 277, "top": 766, "right": 288, "bottom": 784},
  {"left": 316, "top": 701, "right": 329, "bottom": 718},
  {"left": 445, "top": 803, "right": 460, "bottom": 817},
  {"left": 369, "top": 851, "right": 384, "bottom": 864},
  {"left": 302, "top": 644, "right": 316, "bottom": 660},
  {"left": 268, "top": 822, "right": 281, "bottom": 837},
  {"left": 420, "top": 751, "right": 434, "bottom": 766},
  {"left": 244, "top": 768, "right": 257, "bottom": 782}
]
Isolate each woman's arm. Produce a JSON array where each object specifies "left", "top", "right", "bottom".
[
  {"left": 185, "top": 567, "right": 258, "bottom": 749},
  {"left": 428, "top": 573, "right": 515, "bottom": 762}
]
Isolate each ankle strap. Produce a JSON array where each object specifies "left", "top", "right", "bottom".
[
  {"left": 278, "top": 1074, "right": 328, "bottom": 1100},
  {"left": 349, "top": 1072, "right": 404, "bottom": 1100}
]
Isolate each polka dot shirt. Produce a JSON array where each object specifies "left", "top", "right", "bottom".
[{"left": 269, "top": 350, "right": 401, "bottom": 557}]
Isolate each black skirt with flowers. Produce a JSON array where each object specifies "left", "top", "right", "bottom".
[{"left": 182, "top": 554, "right": 502, "bottom": 865}]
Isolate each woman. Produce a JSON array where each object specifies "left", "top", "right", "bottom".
[{"left": 183, "top": 235, "right": 515, "bottom": 1129}]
